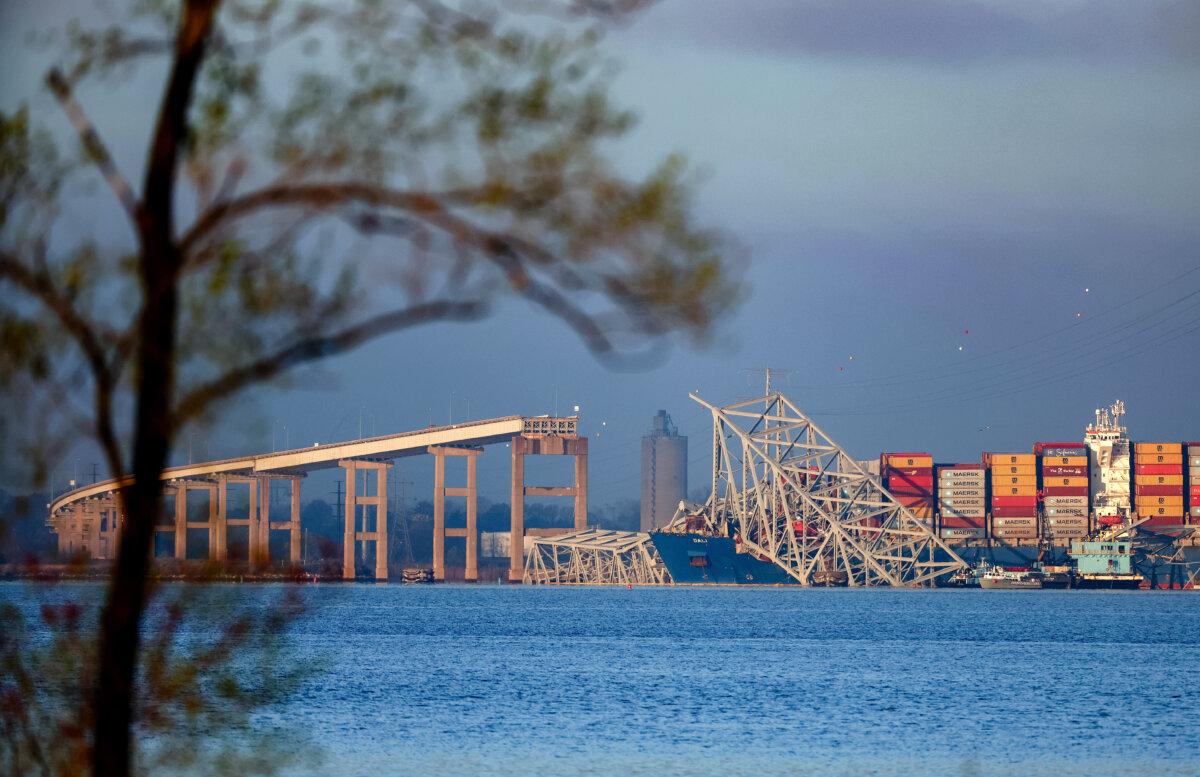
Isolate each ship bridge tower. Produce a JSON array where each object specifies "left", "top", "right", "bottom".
[{"left": 1085, "top": 400, "right": 1131, "bottom": 520}]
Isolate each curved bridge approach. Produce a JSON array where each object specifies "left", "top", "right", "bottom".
[{"left": 48, "top": 415, "right": 588, "bottom": 581}]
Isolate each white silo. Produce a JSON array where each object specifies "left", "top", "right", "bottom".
[{"left": 641, "top": 410, "right": 688, "bottom": 531}]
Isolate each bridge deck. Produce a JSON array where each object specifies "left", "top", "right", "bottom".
[{"left": 50, "top": 415, "right": 527, "bottom": 515}]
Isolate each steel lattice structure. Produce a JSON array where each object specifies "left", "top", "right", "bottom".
[
  {"left": 688, "top": 391, "right": 967, "bottom": 586},
  {"left": 524, "top": 529, "right": 670, "bottom": 585}
]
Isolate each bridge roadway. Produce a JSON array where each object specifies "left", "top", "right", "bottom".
[{"left": 48, "top": 415, "right": 588, "bottom": 581}]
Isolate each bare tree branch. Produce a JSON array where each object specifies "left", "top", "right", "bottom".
[
  {"left": 0, "top": 252, "right": 127, "bottom": 481},
  {"left": 45, "top": 69, "right": 139, "bottom": 222},
  {"left": 172, "top": 298, "right": 487, "bottom": 424}
]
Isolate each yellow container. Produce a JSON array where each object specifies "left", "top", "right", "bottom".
[
  {"left": 1135, "top": 442, "right": 1181, "bottom": 454},
  {"left": 1044, "top": 456, "right": 1087, "bottom": 466},
  {"left": 1134, "top": 475, "right": 1183, "bottom": 486},
  {"left": 1047, "top": 477, "right": 1088, "bottom": 488},
  {"left": 1136, "top": 496, "right": 1184, "bottom": 507},
  {"left": 990, "top": 454, "right": 1035, "bottom": 465},
  {"left": 995, "top": 465, "right": 1036, "bottom": 476}
]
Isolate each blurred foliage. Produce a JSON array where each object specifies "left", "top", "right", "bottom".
[
  {"left": 0, "top": 586, "right": 315, "bottom": 776},
  {"left": 1, "top": 2, "right": 741, "bottom": 773},
  {"left": 2, "top": 0, "right": 741, "bottom": 487}
]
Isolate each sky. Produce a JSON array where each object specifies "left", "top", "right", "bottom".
[{"left": 2, "top": 0, "right": 1199, "bottom": 508}]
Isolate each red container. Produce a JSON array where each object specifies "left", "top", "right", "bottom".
[
  {"left": 1041, "top": 466, "right": 1087, "bottom": 477},
  {"left": 1042, "top": 486, "right": 1089, "bottom": 496},
  {"left": 1137, "top": 485, "right": 1182, "bottom": 496},
  {"left": 992, "top": 495, "right": 1038, "bottom": 507},
  {"left": 992, "top": 507, "right": 1038, "bottom": 518},
  {"left": 889, "top": 483, "right": 933, "bottom": 495},
  {"left": 940, "top": 516, "right": 984, "bottom": 528},
  {"left": 896, "top": 496, "right": 933, "bottom": 507},
  {"left": 1140, "top": 516, "right": 1185, "bottom": 528},
  {"left": 1041, "top": 465, "right": 1089, "bottom": 477},
  {"left": 1136, "top": 464, "right": 1183, "bottom": 475},
  {"left": 887, "top": 472, "right": 934, "bottom": 487}
]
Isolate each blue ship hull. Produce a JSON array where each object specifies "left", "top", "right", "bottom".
[
  {"left": 652, "top": 532, "right": 1200, "bottom": 587},
  {"left": 649, "top": 532, "right": 796, "bottom": 585}
]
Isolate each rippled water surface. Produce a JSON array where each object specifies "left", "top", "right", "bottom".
[{"left": 6, "top": 583, "right": 1199, "bottom": 776}]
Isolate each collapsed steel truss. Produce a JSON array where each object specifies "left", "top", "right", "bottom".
[
  {"left": 689, "top": 391, "right": 967, "bottom": 586},
  {"left": 523, "top": 528, "right": 669, "bottom": 585}
]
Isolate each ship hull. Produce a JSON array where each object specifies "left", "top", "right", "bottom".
[
  {"left": 649, "top": 532, "right": 796, "bottom": 585},
  {"left": 979, "top": 577, "right": 1042, "bottom": 590}
]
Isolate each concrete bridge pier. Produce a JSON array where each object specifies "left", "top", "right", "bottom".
[
  {"left": 508, "top": 435, "right": 589, "bottom": 582},
  {"left": 340, "top": 459, "right": 390, "bottom": 580},
  {"left": 429, "top": 446, "right": 481, "bottom": 582}
]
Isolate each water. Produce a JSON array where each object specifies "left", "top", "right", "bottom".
[{"left": 5, "top": 583, "right": 1199, "bottom": 776}]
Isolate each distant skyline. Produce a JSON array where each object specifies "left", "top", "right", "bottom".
[{"left": 2, "top": 1, "right": 1198, "bottom": 506}]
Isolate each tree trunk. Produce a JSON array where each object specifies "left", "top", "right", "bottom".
[{"left": 90, "top": 2, "right": 219, "bottom": 774}]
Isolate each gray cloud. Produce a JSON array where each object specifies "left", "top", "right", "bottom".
[{"left": 636, "top": 0, "right": 1200, "bottom": 66}]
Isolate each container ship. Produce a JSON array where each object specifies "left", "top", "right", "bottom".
[{"left": 652, "top": 401, "right": 1199, "bottom": 587}]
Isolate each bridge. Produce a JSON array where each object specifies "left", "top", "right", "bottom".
[{"left": 48, "top": 415, "right": 588, "bottom": 581}]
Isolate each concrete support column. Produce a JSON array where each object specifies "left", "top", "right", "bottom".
[
  {"left": 465, "top": 454, "right": 478, "bottom": 582},
  {"left": 290, "top": 477, "right": 302, "bottom": 565},
  {"left": 375, "top": 466, "right": 389, "bottom": 581},
  {"left": 214, "top": 477, "right": 228, "bottom": 562},
  {"left": 173, "top": 486, "right": 186, "bottom": 560},
  {"left": 433, "top": 449, "right": 446, "bottom": 581},
  {"left": 574, "top": 442, "right": 588, "bottom": 531},
  {"left": 342, "top": 463, "right": 357, "bottom": 580},
  {"left": 510, "top": 438, "right": 525, "bottom": 582},
  {"left": 256, "top": 477, "right": 272, "bottom": 568}
]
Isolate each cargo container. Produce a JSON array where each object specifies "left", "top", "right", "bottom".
[
  {"left": 1134, "top": 474, "right": 1183, "bottom": 486},
  {"left": 1135, "top": 463, "right": 1182, "bottom": 475},
  {"left": 1136, "top": 485, "right": 1181, "bottom": 496},
  {"left": 1044, "top": 455, "right": 1088, "bottom": 466},
  {"left": 1140, "top": 454, "right": 1183, "bottom": 465},
  {"left": 1042, "top": 465, "right": 1087, "bottom": 477},
  {"left": 1034, "top": 442, "right": 1087, "bottom": 457},
  {"left": 985, "top": 453, "right": 1036, "bottom": 466},
  {"left": 884, "top": 467, "right": 930, "bottom": 478},
  {"left": 883, "top": 453, "right": 933, "bottom": 467},
  {"left": 1136, "top": 495, "right": 1184, "bottom": 506},
  {"left": 1043, "top": 493, "right": 1087, "bottom": 503},
  {"left": 1134, "top": 442, "right": 1181, "bottom": 455},
  {"left": 1044, "top": 476, "right": 1087, "bottom": 488}
]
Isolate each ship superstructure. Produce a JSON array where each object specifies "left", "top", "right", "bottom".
[{"left": 1085, "top": 400, "right": 1132, "bottom": 523}]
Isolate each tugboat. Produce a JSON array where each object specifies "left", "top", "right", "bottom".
[{"left": 979, "top": 565, "right": 1043, "bottom": 589}]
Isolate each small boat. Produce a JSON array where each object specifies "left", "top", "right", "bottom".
[{"left": 979, "top": 565, "right": 1043, "bottom": 590}]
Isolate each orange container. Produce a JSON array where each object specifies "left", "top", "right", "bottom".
[
  {"left": 1134, "top": 475, "right": 1183, "bottom": 486},
  {"left": 1135, "top": 442, "right": 1181, "bottom": 454}
]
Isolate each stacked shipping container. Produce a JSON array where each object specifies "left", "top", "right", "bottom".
[
  {"left": 1185, "top": 443, "right": 1195, "bottom": 522},
  {"left": 882, "top": 452, "right": 934, "bottom": 525},
  {"left": 1035, "top": 442, "right": 1089, "bottom": 540},
  {"left": 1190, "top": 444, "right": 1200, "bottom": 524},
  {"left": 1133, "top": 442, "right": 1185, "bottom": 528},
  {"left": 936, "top": 463, "right": 986, "bottom": 540},
  {"left": 986, "top": 452, "right": 1038, "bottom": 540}
]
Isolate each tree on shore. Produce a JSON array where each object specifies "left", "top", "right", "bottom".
[{"left": 0, "top": 0, "right": 740, "bottom": 774}]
